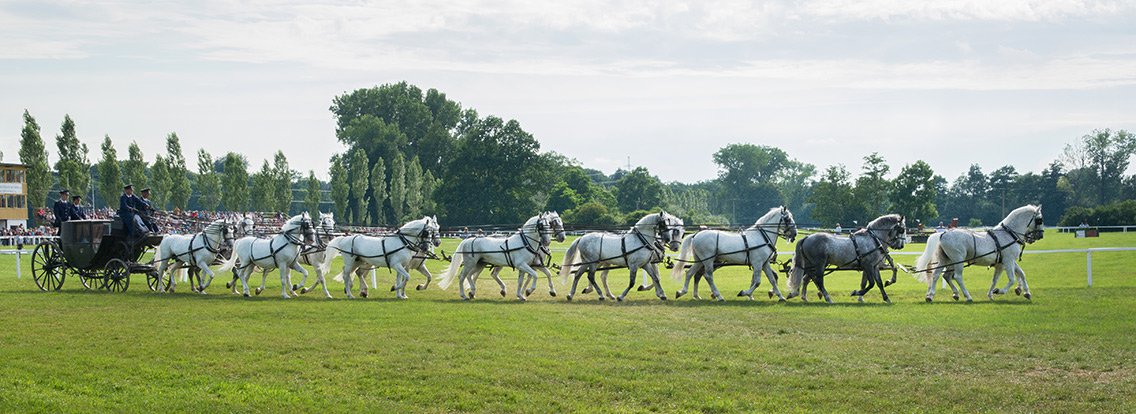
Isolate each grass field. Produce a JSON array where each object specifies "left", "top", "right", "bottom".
[{"left": 1, "top": 231, "right": 1134, "bottom": 413}]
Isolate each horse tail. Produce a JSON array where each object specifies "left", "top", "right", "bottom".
[
  {"left": 671, "top": 234, "right": 695, "bottom": 282},
  {"left": 787, "top": 235, "right": 809, "bottom": 292},
  {"left": 215, "top": 245, "right": 240, "bottom": 273},
  {"left": 559, "top": 237, "right": 583, "bottom": 284},
  {"left": 319, "top": 236, "right": 346, "bottom": 280},
  {"left": 436, "top": 238, "right": 469, "bottom": 290},
  {"left": 915, "top": 232, "right": 942, "bottom": 284}
]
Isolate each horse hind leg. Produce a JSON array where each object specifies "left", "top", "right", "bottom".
[{"left": 952, "top": 263, "right": 973, "bottom": 302}]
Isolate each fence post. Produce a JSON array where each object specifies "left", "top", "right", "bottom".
[
  {"left": 1086, "top": 250, "right": 1093, "bottom": 287},
  {"left": 371, "top": 268, "right": 378, "bottom": 290},
  {"left": 16, "top": 250, "right": 21, "bottom": 280}
]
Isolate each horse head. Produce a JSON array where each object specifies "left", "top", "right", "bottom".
[
  {"left": 780, "top": 206, "right": 798, "bottom": 243},
  {"left": 655, "top": 211, "right": 685, "bottom": 252},
  {"left": 867, "top": 214, "right": 906, "bottom": 250},
  {"left": 545, "top": 211, "right": 566, "bottom": 243},
  {"left": 1004, "top": 204, "right": 1044, "bottom": 243}
]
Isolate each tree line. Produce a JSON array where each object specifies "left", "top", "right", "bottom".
[{"left": 17, "top": 82, "right": 1136, "bottom": 228}]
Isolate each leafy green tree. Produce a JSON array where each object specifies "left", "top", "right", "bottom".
[
  {"left": 54, "top": 115, "right": 90, "bottom": 196},
  {"left": 711, "top": 144, "right": 790, "bottom": 224},
  {"left": 987, "top": 165, "right": 1019, "bottom": 220},
  {"left": 165, "top": 133, "right": 191, "bottom": 210},
  {"left": 853, "top": 152, "right": 891, "bottom": 218},
  {"left": 368, "top": 158, "right": 387, "bottom": 225},
  {"left": 149, "top": 154, "right": 171, "bottom": 210},
  {"left": 272, "top": 151, "right": 294, "bottom": 213},
  {"left": 221, "top": 152, "right": 249, "bottom": 211},
  {"left": 305, "top": 171, "right": 322, "bottom": 219},
  {"left": 809, "top": 165, "right": 856, "bottom": 227},
  {"left": 546, "top": 181, "right": 581, "bottom": 213},
  {"left": 329, "top": 155, "right": 349, "bottom": 220},
  {"left": 422, "top": 169, "right": 439, "bottom": 215},
  {"left": 404, "top": 156, "right": 424, "bottom": 221},
  {"left": 19, "top": 110, "right": 52, "bottom": 208},
  {"left": 123, "top": 141, "right": 148, "bottom": 190},
  {"left": 567, "top": 201, "right": 618, "bottom": 227},
  {"left": 195, "top": 150, "right": 221, "bottom": 211},
  {"left": 348, "top": 148, "right": 369, "bottom": 224},
  {"left": 96, "top": 135, "right": 122, "bottom": 209},
  {"left": 1061, "top": 128, "right": 1136, "bottom": 206},
  {"left": 388, "top": 152, "right": 406, "bottom": 222},
  {"left": 251, "top": 160, "right": 276, "bottom": 212},
  {"left": 437, "top": 115, "right": 546, "bottom": 224},
  {"left": 614, "top": 167, "right": 665, "bottom": 213},
  {"left": 890, "top": 160, "right": 938, "bottom": 224}
]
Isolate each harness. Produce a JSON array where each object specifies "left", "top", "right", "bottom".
[
  {"left": 170, "top": 225, "right": 229, "bottom": 264},
  {"left": 911, "top": 220, "right": 1037, "bottom": 274},
  {"left": 235, "top": 221, "right": 311, "bottom": 271},
  {"left": 572, "top": 227, "right": 665, "bottom": 267}
]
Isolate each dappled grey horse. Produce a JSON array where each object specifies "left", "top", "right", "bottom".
[{"left": 787, "top": 214, "right": 907, "bottom": 303}]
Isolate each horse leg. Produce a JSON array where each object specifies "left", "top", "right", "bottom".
[
  {"left": 952, "top": 263, "right": 972, "bottom": 302},
  {"left": 617, "top": 266, "right": 639, "bottom": 302},
  {"left": 676, "top": 262, "right": 699, "bottom": 299},
  {"left": 194, "top": 259, "right": 219, "bottom": 295},
  {"left": 814, "top": 274, "right": 833, "bottom": 303},
  {"left": 341, "top": 257, "right": 356, "bottom": 299},
  {"left": 289, "top": 260, "right": 309, "bottom": 297},
  {"left": 489, "top": 266, "right": 508, "bottom": 298},
  {"left": 540, "top": 266, "right": 556, "bottom": 297},
  {"left": 255, "top": 265, "right": 270, "bottom": 296},
  {"left": 643, "top": 263, "right": 668, "bottom": 301},
  {"left": 926, "top": 265, "right": 945, "bottom": 302},
  {"left": 356, "top": 265, "right": 370, "bottom": 298},
  {"left": 415, "top": 263, "right": 433, "bottom": 291},
  {"left": 1012, "top": 263, "right": 1031, "bottom": 300},
  {"left": 514, "top": 264, "right": 541, "bottom": 301},
  {"left": 457, "top": 264, "right": 471, "bottom": 301},
  {"left": 238, "top": 266, "right": 253, "bottom": 297},
  {"left": 999, "top": 262, "right": 1019, "bottom": 296},
  {"left": 740, "top": 258, "right": 762, "bottom": 299},
  {"left": 988, "top": 265, "right": 1005, "bottom": 299},
  {"left": 278, "top": 266, "right": 292, "bottom": 299},
  {"left": 763, "top": 262, "right": 785, "bottom": 301},
  {"left": 392, "top": 263, "right": 412, "bottom": 299},
  {"left": 872, "top": 269, "right": 890, "bottom": 303},
  {"left": 702, "top": 264, "right": 724, "bottom": 302},
  {"left": 599, "top": 269, "right": 616, "bottom": 300}
]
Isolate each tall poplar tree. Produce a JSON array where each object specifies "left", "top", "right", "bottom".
[
  {"left": 404, "top": 156, "right": 423, "bottom": 221},
  {"left": 150, "top": 154, "right": 171, "bottom": 210},
  {"left": 304, "top": 170, "right": 322, "bottom": 219},
  {"left": 54, "top": 115, "right": 90, "bottom": 196},
  {"left": 165, "top": 133, "right": 191, "bottom": 210},
  {"left": 329, "top": 154, "right": 349, "bottom": 221},
  {"left": 368, "top": 157, "right": 386, "bottom": 225},
  {"left": 348, "top": 148, "right": 369, "bottom": 225},
  {"left": 123, "top": 141, "right": 148, "bottom": 190},
  {"left": 272, "top": 151, "right": 294, "bottom": 214},
  {"left": 221, "top": 152, "right": 249, "bottom": 212},
  {"left": 97, "top": 135, "right": 122, "bottom": 209},
  {"left": 196, "top": 150, "right": 221, "bottom": 211},
  {"left": 251, "top": 160, "right": 276, "bottom": 212},
  {"left": 19, "top": 110, "right": 51, "bottom": 208},
  {"left": 388, "top": 152, "right": 406, "bottom": 223}
]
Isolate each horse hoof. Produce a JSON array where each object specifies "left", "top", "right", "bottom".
[
  {"left": 499, "top": 290, "right": 506, "bottom": 297},
  {"left": 469, "top": 293, "right": 475, "bottom": 299},
  {"left": 767, "top": 291, "right": 774, "bottom": 299},
  {"left": 952, "top": 294, "right": 959, "bottom": 301},
  {"left": 1015, "top": 287, "right": 1022, "bottom": 296},
  {"left": 884, "top": 298, "right": 891, "bottom": 304},
  {"left": 582, "top": 287, "right": 593, "bottom": 294},
  {"left": 817, "top": 292, "right": 823, "bottom": 300},
  {"left": 925, "top": 297, "right": 932, "bottom": 303},
  {"left": 675, "top": 291, "right": 684, "bottom": 299},
  {"left": 525, "top": 288, "right": 534, "bottom": 296},
  {"left": 613, "top": 296, "right": 620, "bottom": 302},
  {"left": 884, "top": 280, "right": 895, "bottom": 287},
  {"left": 416, "top": 285, "right": 426, "bottom": 291},
  {"left": 390, "top": 286, "right": 397, "bottom": 292},
  {"left": 255, "top": 288, "right": 263, "bottom": 296},
  {"left": 292, "top": 284, "right": 300, "bottom": 291},
  {"left": 637, "top": 286, "right": 649, "bottom": 291},
  {"left": 1024, "top": 293, "right": 1032, "bottom": 300},
  {"left": 660, "top": 296, "right": 667, "bottom": 301},
  {"left": 517, "top": 297, "right": 527, "bottom": 302},
  {"left": 737, "top": 290, "right": 746, "bottom": 297},
  {"left": 243, "top": 293, "right": 250, "bottom": 297},
  {"left": 716, "top": 297, "right": 725, "bottom": 302},
  {"left": 361, "top": 291, "right": 368, "bottom": 298},
  {"left": 778, "top": 298, "right": 786, "bottom": 302},
  {"left": 566, "top": 295, "right": 573, "bottom": 302},
  {"left": 850, "top": 291, "right": 859, "bottom": 296},
  {"left": 461, "top": 297, "right": 470, "bottom": 301},
  {"left": 857, "top": 297, "right": 864, "bottom": 303},
  {"left": 225, "top": 282, "right": 233, "bottom": 289},
  {"left": 549, "top": 291, "right": 557, "bottom": 297},
  {"left": 966, "top": 298, "right": 973, "bottom": 303},
  {"left": 300, "top": 288, "right": 309, "bottom": 294}
]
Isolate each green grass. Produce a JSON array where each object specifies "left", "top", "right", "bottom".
[{"left": 1, "top": 231, "right": 1134, "bottom": 413}]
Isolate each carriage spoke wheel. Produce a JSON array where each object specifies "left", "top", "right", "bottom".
[
  {"left": 146, "top": 270, "right": 161, "bottom": 292},
  {"left": 80, "top": 269, "right": 105, "bottom": 290},
  {"left": 31, "top": 242, "right": 66, "bottom": 291},
  {"left": 104, "top": 259, "right": 130, "bottom": 293}
]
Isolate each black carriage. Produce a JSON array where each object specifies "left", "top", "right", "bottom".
[{"left": 30, "top": 219, "right": 164, "bottom": 292}]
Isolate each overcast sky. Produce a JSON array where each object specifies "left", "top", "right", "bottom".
[{"left": 2, "top": 0, "right": 1134, "bottom": 183}]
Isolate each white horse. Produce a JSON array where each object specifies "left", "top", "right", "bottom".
[
  {"left": 153, "top": 219, "right": 236, "bottom": 293},
  {"left": 466, "top": 212, "right": 566, "bottom": 299},
  {"left": 672, "top": 206, "right": 797, "bottom": 301},
  {"left": 436, "top": 213, "right": 556, "bottom": 301},
  {"left": 317, "top": 216, "right": 441, "bottom": 299},
  {"left": 559, "top": 211, "right": 685, "bottom": 302},
  {"left": 219, "top": 213, "right": 316, "bottom": 298},
  {"left": 915, "top": 204, "right": 1044, "bottom": 302}
]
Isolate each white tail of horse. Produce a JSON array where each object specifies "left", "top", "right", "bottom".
[
  {"left": 317, "top": 236, "right": 346, "bottom": 280},
  {"left": 216, "top": 249, "right": 239, "bottom": 273},
  {"left": 671, "top": 235, "right": 695, "bottom": 282},
  {"left": 914, "top": 232, "right": 942, "bottom": 284},
  {"left": 436, "top": 238, "right": 470, "bottom": 290},
  {"left": 787, "top": 236, "right": 808, "bottom": 292},
  {"left": 559, "top": 237, "right": 583, "bottom": 284}
]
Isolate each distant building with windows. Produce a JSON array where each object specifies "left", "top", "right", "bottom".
[{"left": 0, "top": 163, "right": 29, "bottom": 229}]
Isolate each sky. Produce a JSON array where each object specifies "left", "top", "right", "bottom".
[{"left": 2, "top": 0, "right": 1135, "bottom": 184}]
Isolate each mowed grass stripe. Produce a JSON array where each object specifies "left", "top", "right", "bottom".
[{"left": 0, "top": 231, "right": 1133, "bottom": 412}]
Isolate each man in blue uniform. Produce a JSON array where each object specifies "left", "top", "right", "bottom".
[
  {"left": 138, "top": 188, "right": 159, "bottom": 232},
  {"left": 52, "top": 189, "right": 70, "bottom": 228},
  {"left": 119, "top": 184, "right": 146, "bottom": 237},
  {"left": 69, "top": 195, "right": 87, "bottom": 220}
]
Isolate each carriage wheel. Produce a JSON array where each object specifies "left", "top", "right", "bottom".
[
  {"left": 80, "top": 269, "right": 105, "bottom": 290},
  {"left": 105, "top": 259, "right": 130, "bottom": 293},
  {"left": 31, "top": 241, "right": 66, "bottom": 291},
  {"left": 146, "top": 270, "right": 161, "bottom": 292}
]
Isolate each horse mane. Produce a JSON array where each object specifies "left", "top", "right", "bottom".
[
  {"left": 751, "top": 207, "right": 783, "bottom": 228},
  {"left": 866, "top": 214, "right": 903, "bottom": 230},
  {"left": 999, "top": 204, "right": 1040, "bottom": 229}
]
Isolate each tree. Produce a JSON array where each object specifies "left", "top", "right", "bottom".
[
  {"left": 546, "top": 181, "right": 581, "bottom": 213},
  {"left": 388, "top": 152, "right": 407, "bottom": 223},
  {"left": 808, "top": 165, "right": 855, "bottom": 227},
  {"left": 890, "top": 160, "right": 938, "bottom": 225},
  {"left": 436, "top": 115, "right": 546, "bottom": 224},
  {"left": 123, "top": 141, "right": 148, "bottom": 190},
  {"left": 221, "top": 152, "right": 249, "bottom": 211},
  {"left": 614, "top": 167, "right": 665, "bottom": 213},
  {"left": 196, "top": 150, "right": 221, "bottom": 211},
  {"left": 404, "top": 156, "right": 424, "bottom": 221},
  {"left": 272, "top": 151, "right": 294, "bottom": 213},
  {"left": 305, "top": 170, "right": 322, "bottom": 219},
  {"left": 987, "top": 165, "right": 1019, "bottom": 220},
  {"left": 54, "top": 115, "right": 90, "bottom": 197},
  {"left": 422, "top": 169, "right": 439, "bottom": 215},
  {"left": 348, "top": 148, "right": 369, "bottom": 224},
  {"left": 150, "top": 154, "right": 171, "bottom": 210},
  {"left": 567, "top": 201, "right": 618, "bottom": 227},
  {"left": 329, "top": 154, "right": 349, "bottom": 220},
  {"left": 711, "top": 144, "right": 791, "bottom": 224},
  {"left": 250, "top": 160, "right": 276, "bottom": 212},
  {"left": 368, "top": 158, "right": 387, "bottom": 225},
  {"left": 165, "top": 133, "right": 191, "bottom": 210},
  {"left": 853, "top": 152, "right": 891, "bottom": 218},
  {"left": 96, "top": 135, "right": 122, "bottom": 209},
  {"left": 1061, "top": 129, "right": 1136, "bottom": 206},
  {"left": 19, "top": 110, "right": 51, "bottom": 209}
]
